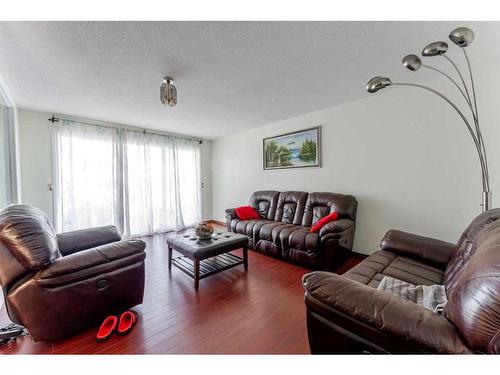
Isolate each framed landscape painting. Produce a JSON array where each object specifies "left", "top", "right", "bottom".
[{"left": 263, "top": 126, "right": 321, "bottom": 170}]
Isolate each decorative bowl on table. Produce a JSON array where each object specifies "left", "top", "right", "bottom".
[{"left": 195, "top": 221, "right": 214, "bottom": 240}]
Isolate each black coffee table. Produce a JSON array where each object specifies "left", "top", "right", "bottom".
[{"left": 166, "top": 231, "right": 248, "bottom": 289}]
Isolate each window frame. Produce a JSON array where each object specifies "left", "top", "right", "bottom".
[{"left": 0, "top": 76, "right": 19, "bottom": 205}]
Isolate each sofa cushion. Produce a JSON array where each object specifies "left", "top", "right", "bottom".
[
  {"left": 251, "top": 219, "right": 272, "bottom": 237},
  {"left": 257, "top": 222, "right": 292, "bottom": 243},
  {"left": 344, "top": 250, "right": 444, "bottom": 288},
  {"left": 274, "top": 191, "right": 308, "bottom": 225},
  {"left": 249, "top": 191, "right": 280, "bottom": 220},
  {"left": 288, "top": 227, "right": 320, "bottom": 252},
  {"left": 231, "top": 219, "right": 272, "bottom": 248},
  {"left": 276, "top": 225, "right": 317, "bottom": 250},
  {"left": 302, "top": 192, "right": 357, "bottom": 227},
  {"left": 234, "top": 219, "right": 259, "bottom": 236},
  {"left": 278, "top": 225, "right": 303, "bottom": 249}
]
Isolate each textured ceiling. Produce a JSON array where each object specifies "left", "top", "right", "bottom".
[{"left": 0, "top": 21, "right": 499, "bottom": 139}]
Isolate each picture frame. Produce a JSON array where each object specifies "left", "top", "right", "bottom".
[{"left": 263, "top": 126, "right": 321, "bottom": 170}]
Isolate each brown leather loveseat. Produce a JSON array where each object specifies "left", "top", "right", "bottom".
[
  {"left": 303, "top": 208, "right": 500, "bottom": 354},
  {"left": 0, "top": 205, "right": 146, "bottom": 341},
  {"left": 226, "top": 191, "right": 357, "bottom": 270}
]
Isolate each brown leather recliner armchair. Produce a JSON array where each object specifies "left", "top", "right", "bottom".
[
  {"left": 303, "top": 208, "right": 500, "bottom": 354},
  {"left": 0, "top": 204, "right": 146, "bottom": 342}
]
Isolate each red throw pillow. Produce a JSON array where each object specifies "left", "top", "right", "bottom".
[
  {"left": 309, "top": 212, "right": 339, "bottom": 233},
  {"left": 234, "top": 205, "right": 261, "bottom": 220}
]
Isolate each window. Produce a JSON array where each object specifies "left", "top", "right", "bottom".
[
  {"left": 53, "top": 119, "right": 201, "bottom": 236},
  {"left": 54, "top": 123, "right": 119, "bottom": 231}
]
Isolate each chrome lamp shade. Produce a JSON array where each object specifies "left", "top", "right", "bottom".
[
  {"left": 422, "top": 41, "right": 448, "bottom": 56},
  {"left": 449, "top": 27, "right": 475, "bottom": 47},
  {"left": 366, "top": 77, "right": 392, "bottom": 93},
  {"left": 402, "top": 54, "right": 422, "bottom": 71}
]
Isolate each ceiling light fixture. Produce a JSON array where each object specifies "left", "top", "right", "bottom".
[{"left": 160, "top": 77, "right": 177, "bottom": 107}]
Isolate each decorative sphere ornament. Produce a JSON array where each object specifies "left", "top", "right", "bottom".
[{"left": 195, "top": 221, "right": 214, "bottom": 240}]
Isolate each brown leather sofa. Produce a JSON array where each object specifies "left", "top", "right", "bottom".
[
  {"left": 0, "top": 205, "right": 146, "bottom": 341},
  {"left": 303, "top": 208, "right": 500, "bottom": 354},
  {"left": 226, "top": 191, "right": 357, "bottom": 270}
]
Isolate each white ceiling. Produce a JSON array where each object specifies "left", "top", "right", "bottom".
[{"left": 0, "top": 21, "right": 499, "bottom": 139}]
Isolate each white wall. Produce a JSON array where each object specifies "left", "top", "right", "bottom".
[
  {"left": 211, "top": 62, "right": 500, "bottom": 255},
  {"left": 18, "top": 109, "right": 54, "bottom": 219},
  {"left": 17, "top": 108, "right": 213, "bottom": 225}
]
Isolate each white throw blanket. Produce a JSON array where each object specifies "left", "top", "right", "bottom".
[{"left": 377, "top": 276, "right": 447, "bottom": 314}]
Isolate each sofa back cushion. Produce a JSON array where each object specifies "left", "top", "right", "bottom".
[
  {"left": 0, "top": 205, "right": 60, "bottom": 270},
  {"left": 274, "top": 191, "right": 308, "bottom": 225},
  {"left": 302, "top": 192, "right": 358, "bottom": 227},
  {"left": 249, "top": 191, "right": 280, "bottom": 220},
  {"left": 444, "top": 215, "right": 500, "bottom": 353},
  {"left": 444, "top": 208, "right": 500, "bottom": 294}
]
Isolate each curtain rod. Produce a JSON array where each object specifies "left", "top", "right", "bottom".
[{"left": 48, "top": 114, "right": 203, "bottom": 144}]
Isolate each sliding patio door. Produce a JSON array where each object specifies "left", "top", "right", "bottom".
[{"left": 53, "top": 120, "right": 201, "bottom": 236}]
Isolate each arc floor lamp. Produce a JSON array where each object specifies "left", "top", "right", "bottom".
[{"left": 366, "top": 27, "right": 491, "bottom": 212}]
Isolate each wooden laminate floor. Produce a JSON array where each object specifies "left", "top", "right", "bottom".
[{"left": 0, "top": 230, "right": 364, "bottom": 354}]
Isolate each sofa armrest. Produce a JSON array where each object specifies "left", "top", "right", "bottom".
[
  {"left": 319, "top": 219, "right": 356, "bottom": 254},
  {"left": 318, "top": 218, "right": 354, "bottom": 237},
  {"left": 56, "top": 225, "right": 121, "bottom": 256},
  {"left": 380, "top": 230, "right": 456, "bottom": 268},
  {"left": 225, "top": 208, "right": 237, "bottom": 222},
  {"left": 225, "top": 208, "right": 238, "bottom": 231},
  {"left": 303, "top": 271, "right": 471, "bottom": 354},
  {"left": 36, "top": 239, "right": 146, "bottom": 286}
]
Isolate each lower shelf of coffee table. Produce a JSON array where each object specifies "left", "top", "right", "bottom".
[{"left": 171, "top": 252, "right": 244, "bottom": 279}]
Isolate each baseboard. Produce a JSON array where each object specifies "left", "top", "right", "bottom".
[{"left": 205, "top": 219, "right": 225, "bottom": 226}]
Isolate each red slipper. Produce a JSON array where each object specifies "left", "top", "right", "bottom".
[
  {"left": 96, "top": 315, "right": 118, "bottom": 342},
  {"left": 117, "top": 310, "right": 138, "bottom": 335}
]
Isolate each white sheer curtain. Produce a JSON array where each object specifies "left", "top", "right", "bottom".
[
  {"left": 53, "top": 119, "right": 201, "bottom": 236},
  {"left": 52, "top": 120, "right": 122, "bottom": 232},
  {"left": 122, "top": 131, "right": 201, "bottom": 235}
]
